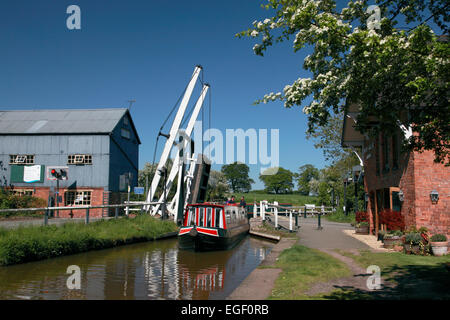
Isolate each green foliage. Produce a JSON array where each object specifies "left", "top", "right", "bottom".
[
  {"left": 385, "top": 230, "right": 403, "bottom": 239},
  {"left": 206, "top": 170, "right": 229, "bottom": 201},
  {"left": 296, "top": 164, "right": 319, "bottom": 195},
  {"left": 324, "top": 209, "right": 355, "bottom": 224},
  {"left": 0, "top": 215, "right": 178, "bottom": 266},
  {"left": 239, "top": 0, "right": 450, "bottom": 164},
  {"left": 0, "top": 191, "right": 47, "bottom": 218},
  {"left": 259, "top": 167, "right": 295, "bottom": 194},
  {"left": 430, "top": 234, "right": 447, "bottom": 242},
  {"left": 356, "top": 221, "right": 369, "bottom": 228},
  {"left": 405, "top": 232, "right": 423, "bottom": 245},
  {"left": 138, "top": 161, "right": 177, "bottom": 200},
  {"left": 228, "top": 191, "right": 318, "bottom": 206},
  {"left": 221, "top": 162, "right": 254, "bottom": 193}
]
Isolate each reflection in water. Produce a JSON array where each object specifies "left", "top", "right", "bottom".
[{"left": 0, "top": 236, "right": 273, "bottom": 300}]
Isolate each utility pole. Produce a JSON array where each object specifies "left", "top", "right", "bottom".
[{"left": 127, "top": 99, "right": 136, "bottom": 111}]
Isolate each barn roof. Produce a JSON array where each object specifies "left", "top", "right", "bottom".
[{"left": 0, "top": 108, "right": 141, "bottom": 143}]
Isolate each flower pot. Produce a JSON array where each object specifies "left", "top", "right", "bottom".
[
  {"left": 383, "top": 237, "right": 401, "bottom": 248},
  {"left": 356, "top": 226, "right": 369, "bottom": 234},
  {"left": 430, "top": 242, "right": 448, "bottom": 256}
]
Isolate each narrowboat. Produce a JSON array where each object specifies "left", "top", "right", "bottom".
[{"left": 178, "top": 203, "right": 250, "bottom": 251}]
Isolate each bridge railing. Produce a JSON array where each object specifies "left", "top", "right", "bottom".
[{"left": 249, "top": 201, "right": 335, "bottom": 232}]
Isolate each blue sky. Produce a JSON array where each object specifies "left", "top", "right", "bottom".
[{"left": 0, "top": 0, "right": 327, "bottom": 189}]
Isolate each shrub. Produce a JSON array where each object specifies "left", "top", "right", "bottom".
[
  {"left": 384, "top": 230, "right": 403, "bottom": 239},
  {"left": 430, "top": 234, "right": 447, "bottom": 242},
  {"left": 355, "top": 211, "right": 369, "bottom": 223},
  {"left": 405, "top": 232, "right": 423, "bottom": 245},
  {"left": 379, "top": 209, "right": 405, "bottom": 231},
  {"left": 356, "top": 221, "right": 369, "bottom": 227}
]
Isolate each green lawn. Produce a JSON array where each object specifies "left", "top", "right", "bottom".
[
  {"left": 0, "top": 215, "right": 178, "bottom": 266},
  {"left": 228, "top": 192, "right": 318, "bottom": 206},
  {"left": 324, "top": 250, "right": 450, "bottom": 299},
  {"left": 266, "top": 245, "right": 351, "bottom": 300}
]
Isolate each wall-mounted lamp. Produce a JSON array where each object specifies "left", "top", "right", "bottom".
[
  {"left": 398, "top": 190, "right": 404, "bottom": 202},
  {"left": 430, "top": 190, "right": 439, "bottom": 204}
]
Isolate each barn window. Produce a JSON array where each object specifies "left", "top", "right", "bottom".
[
  {"left": 68, "top": 154, "right": 92, "bottom": 165},
  {"left": 9, "top": 155, "right": 35, "bottom": 165},
  {"left": 123, "top": 117, "right": 129, "bottom": 126},
  {"left": 64, "top": 190, "right": 92, "bottom": 206},
  {"left": 10, "top": 189, "right": 33, "bottom": 196},
  {"left": 121, "top": 128, "right": 131, "bottom": 139}
]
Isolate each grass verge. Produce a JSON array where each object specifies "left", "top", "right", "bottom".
[
  {"left": 267, "top": 245, "right": 351, "bottom": 299},
  {"left": 324, "top": 210, "right": 355, "bottom": 224},
  {"left": 0, "top": 215, "right": 178, "bottom": 266},
  {"left": 228, "top": 192, "right": 318, "bottom": 206}
]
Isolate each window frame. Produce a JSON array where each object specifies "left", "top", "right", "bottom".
[{"left": 64, "top": 190, "right": 92, "bottom": 206}]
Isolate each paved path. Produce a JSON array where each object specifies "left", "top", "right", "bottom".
[{"left": 296, "top": 217, "right": 372, "bottom": 250}]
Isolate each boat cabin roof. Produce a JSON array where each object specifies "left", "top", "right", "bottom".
[{"left": 186, "top": 203, "right": 243, "bottom": 210}]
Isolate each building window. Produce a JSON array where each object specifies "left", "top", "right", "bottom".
[
  {"left": 375, "top": 135, "right": 380, "bottom": 176},
  {"left": 10, "top": 189, "right": 33, "bottom": 196},
  {"left": 67, "top": 154, "right": 92, "bottom": 165},
  {"left": 382, "top": 134, "right": 390, "bottom": 173},
  {"left": 121, "top": 128, "right": 131, "bottom": 139},
  {"left": 9, "top": 154, "right": 35, "bottom": 165},
  {"left": 64, "top": 190, "right": 92, "bottom": 206},
  {"left": 392, "top": 133, "right": 399, "bottom": 170},
  {"left": 123, "top": 116, "right": 129, "bottom": 126}
]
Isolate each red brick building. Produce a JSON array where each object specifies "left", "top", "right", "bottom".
[{"left": 342, "top": 104, "right": 449, "bottom": 238}]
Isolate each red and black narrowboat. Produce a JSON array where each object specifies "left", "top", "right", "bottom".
[{"left": 178, "top": 203, "right": 250, "bottom": 251}]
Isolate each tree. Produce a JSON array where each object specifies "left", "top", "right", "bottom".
[
  {"left": 238, "top": 0, "right": 450, "bottom": 164},
  {"left": 221, "top": 162, "right": 254, "bottom": 193},
  {"left": 259, "top": 167, "right": 294, "bottom": 194},
  {"left": 297, "top": 164, "right": 319, "bottom": 195},
  {"left": 306, "top": 112, "right": 352, "bottom": 163},
  {"left": 138, "top": 160, "right": 176, "bottom": 199},
  {"left": 207, "top": 170, "right": 229, "bottom": 201}
]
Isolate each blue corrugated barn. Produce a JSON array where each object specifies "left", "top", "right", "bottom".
[{"left": 0, "top": 108, "right": 140, "bottom": 217}]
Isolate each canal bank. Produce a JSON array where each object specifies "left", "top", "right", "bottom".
[{"left": 0, "top": 215, "right": 178, "bottom": 266}]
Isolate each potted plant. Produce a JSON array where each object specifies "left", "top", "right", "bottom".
[
  {"left": 383, "top": 230, "right": 403, "bottom": 248},
  {"left": 404, "top": 232, "right": 424, "bottom": 254},
  {"left": 355, "top": 221, "right": 369, "bottom": 234},
  {"left": 377, "top": 230, "right": 386, "bottom": 242},
  {"left": 429, "top": 234, "right": 448, "bottom": 256}
]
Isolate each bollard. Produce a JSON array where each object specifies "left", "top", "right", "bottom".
[
  {"left": 115, "top": 207, "right": 119, "bottom": 219},
  {"left": 317, "top": 213, "right": 323, "bottom": 230},
  {"left": 304, "top": 206, "right": 307, "bottom": 218},
  {"left": 274, "top": 201, "right": 278, "bottom": 229},
  {"left": 295, "top": 211, "right": 299, "bottom": 228},
  {"left": 260, "top": 201, "right": 265, "bottom": 221},
  {"left": 289, "top": 210, "right": 293, "bottom": 232},
  {"left": 44, "top": 209, "right": 48, "bottom": 226},
  {"left": 85, "top": 208, "right": 90, "bottom": 224}
]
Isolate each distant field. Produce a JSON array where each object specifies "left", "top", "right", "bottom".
[{"left": 225, "top": 192, "right": 319, "bottom": 206}]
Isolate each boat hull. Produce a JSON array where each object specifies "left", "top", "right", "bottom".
[{"left": 178, "top": 224, "right": 249, "bottom": 251}]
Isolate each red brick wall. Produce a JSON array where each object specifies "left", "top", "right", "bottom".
[
  {"left": 8, "top": 187, "right": 106, "bottom": 218},
  {"left": 363, "top": 134, "right": 450, "bottom": 238},
  {"left": 412, "top": 151, "right": 450, "bottom": 237}
]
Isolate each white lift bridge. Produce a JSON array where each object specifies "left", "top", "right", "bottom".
[{"left": 143, "top": 65, "right": 211, "bottom": 224}]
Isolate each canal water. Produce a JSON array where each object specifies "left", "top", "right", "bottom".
[{"left": 0, "top": 236, "right": 274, "bottom": 300}]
